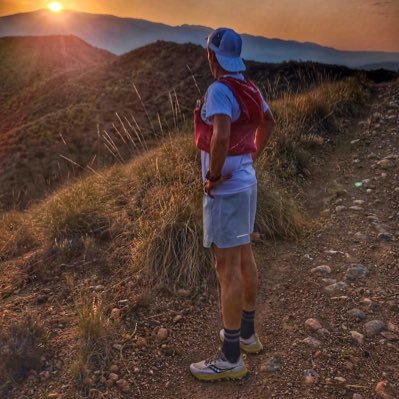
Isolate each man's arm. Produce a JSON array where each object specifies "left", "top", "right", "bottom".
[
  {"left": 209, "top": 114, "right": 231, "bottom": 178},
  {"left": 252, "top": 108, "right": 276, "bottom": 162},
  {"left": 203, "top": 114, "right": 231, "bottom": 197}
]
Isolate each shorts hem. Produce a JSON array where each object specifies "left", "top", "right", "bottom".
[{"left": 204, "top": 236, "right": 252, "bottom": 249}]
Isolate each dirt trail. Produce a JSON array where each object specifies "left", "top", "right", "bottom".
[
  {"left": 151, "top": 81, "right": 399, "bottom": 399},
  {"left": 3, "top": 81, "right": 398, "bottom": 399}
]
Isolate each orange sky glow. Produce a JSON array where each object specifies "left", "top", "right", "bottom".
[{"left": 1, "top": 0, "right": 398, "bottom": 52}]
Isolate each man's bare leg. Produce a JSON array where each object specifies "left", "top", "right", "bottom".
[
  {"left": 212, "top": 244, "right": 242, "bottom": 330},
  {"left": 240, "top": 243, "right": 258, "bottom": 312}
]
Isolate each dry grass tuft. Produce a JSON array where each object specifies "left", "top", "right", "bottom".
[
  {"left": 37, "top": 180, "right": 110, "bottom": 242},
  {"left": 0, "top": 316, "right": 47, "bottom": 384},
  {"left": 256, "top": 182, "right": 309, "bottom": 239},
  {"left": 0, "top": 211, "right": 39, "bottom": 262},
  {"left": 69, "top": 286, "right": 112, "bottom": 384}
]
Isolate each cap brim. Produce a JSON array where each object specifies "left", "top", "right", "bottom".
[{"left": 215, "top": 53, "right": 246, "bottom": 72}]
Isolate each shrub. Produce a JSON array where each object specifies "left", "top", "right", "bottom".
[{"left": 0, "top": 316, "right": 47, "bottom": 384}]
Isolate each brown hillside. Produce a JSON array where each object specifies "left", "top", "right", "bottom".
[
  {"left": 0, "top": 37, "right": 397, "bottom": 211},
  {"left": 0, "top": 35, "right": 114, "bottom": 101}
]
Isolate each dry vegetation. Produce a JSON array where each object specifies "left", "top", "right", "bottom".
[
  {"left": 1, "top": 36, "right": 386, "bottom": 211},
  {"left": 1, "top": 77, "right": 365, "bottom": 295}
]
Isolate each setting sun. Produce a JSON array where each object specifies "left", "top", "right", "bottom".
[{"left": 48, "top": 2, "right": 64, "bottom": 12}]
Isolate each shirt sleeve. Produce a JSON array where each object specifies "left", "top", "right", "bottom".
[{"left": 204, "top": 82, "right": 234, "bottom": 120}]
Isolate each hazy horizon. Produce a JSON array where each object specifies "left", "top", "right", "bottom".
[{"left": 1, "top": 0, "right": 398, "bottom": 53}]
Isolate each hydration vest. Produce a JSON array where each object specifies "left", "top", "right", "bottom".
[{"left": 194, "top": 77, "right": 264, "bottom": 155}]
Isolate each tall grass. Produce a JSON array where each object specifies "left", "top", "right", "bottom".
[
  {"left": 0, "top": 78, "right": 366, "bottom": 291},
  {"left": 68, "top": 284, "right": 112, "bottom": 386}
]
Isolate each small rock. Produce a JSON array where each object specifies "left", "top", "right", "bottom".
[
  {"left": 347, "top": 308, "right": 367, "bottom": 321},
  {"left": 377, "top": 159, "right": 393, "bottom": 169},
  {"left": 302, "top": 337, "right": 322, "bottom": 348},
  {"left": 344, "top": 264, "right": 368, "bottom": 282},
  {"left": 303, "top": 369, "right": 319, "bottom": 384},
  {"left": 350, "top": 331, "right": 364, "bottom": 345},
  {"left": 353, "top": 200, "right": 365, "bottom": 205},
  {"left": 321, "top": 278, "right": 337, "bottom": 285},
  {"left": 336, "top": 205, "right": 347, "bottom": 213},
  {"left": 378, "top": 232, "right": 394, "bottom": 241},
  {"left": 375, "top": 380, "right": 395, "bottom": 399},
  {"left": 136, "top": 337, "right": 147, "bottom": 348},
  {"left": 380, "top": 331, "right": 399, "bottom": 341},
  {"left": 316, "top": 328, "right": 331, "bottom": 337},
  {"left": 94, "top": 285, "right": 105, "bottom": 292},
  {"left": 325, "top": 249, "right": 342, "bottom": 254},
  {"left": 108, "top": 373, "right": 119, "bottom": 382},
  {"left": 116, "top": 379, "right": 130, "bottom": 393},
  {"left": 387, "top": 321, "right": 398, "bottom": 333},
  {"left": 157, "top": 328, "right": 168, "bottom": 341},
  {"left": 349, "top": 206, "right": 364, "bottom": 211},
  {"left": 351, "top": 139, "right": 360, "bottom": 145},
  {"left": 48, "top": 393, "right": 59, "bottom": 399},
  {"left": 364, "top": 320, "right": 385, "bottom": 337},
  {"left": 310, "top": 265, "right": 331, "bottom": 275},
  {"left": 343, "top": 360, "right": 354, "bottom": 370},
  {"left": 88, "top": 389, "right": 105, "bottom": 399},
  {"left": 353, "top": 394, "right": 364, "bottom": 399},
  {"left": 176, "top": 288, "right": 191, "bottom": 298},
  {"left": 173, "top": 315, "right": 183, "bottom": 324},
  {"left": 305, "top": 318, "right": 322, "bottom": 332},
  {"left": 261, "top": 356, "right": 283, "bottom": 372},
  {"left": 324, "top": 281, "right": 348, "bottom": 294},
  {"left": 112, "top": 344, "right": 123, "bottom": 351},
  {"left": 334, "top": 376, "right": 346, "bottom": 384}
]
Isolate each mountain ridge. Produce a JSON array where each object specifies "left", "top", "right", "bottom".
[
  {"left": 1, "top": 9, "right": 398, "bottom": 70},
  {"left": 4, "top": 35, "right": 395, "bottom": 210}
]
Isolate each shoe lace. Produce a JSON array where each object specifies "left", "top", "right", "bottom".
[{"left": 204, "top": 350, "right": 225, "bottom": 366}]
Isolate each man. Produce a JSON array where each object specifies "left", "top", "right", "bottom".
[{"left": 190, "top": 28, "right": 276, "bottom": 381}]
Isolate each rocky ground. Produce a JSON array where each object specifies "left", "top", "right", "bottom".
[{"left": 1, "top": 80, "right": 398, "bottom": 399}]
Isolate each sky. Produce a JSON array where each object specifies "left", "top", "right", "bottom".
[{"left": 1, "top": 0, "right": 399, "bottom": 52}]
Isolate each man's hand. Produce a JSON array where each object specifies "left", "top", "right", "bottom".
[{"left": 204, "top": 174, "right": 232, "bottom": 198}]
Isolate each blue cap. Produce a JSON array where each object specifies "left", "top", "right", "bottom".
[{"left": 207, "top": 28, "right": 246, "bottom": 72}]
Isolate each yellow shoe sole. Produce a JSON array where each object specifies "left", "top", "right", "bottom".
[
  {"left": 241, "top": 341, "right": 263, "bottom": 354},
  {"left": 191, "top": 367, "right": 248, "bottom": 382}
]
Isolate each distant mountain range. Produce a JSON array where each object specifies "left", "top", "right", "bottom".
[{"left": 1, "top": 9, "right": 399, "bottom": 71}]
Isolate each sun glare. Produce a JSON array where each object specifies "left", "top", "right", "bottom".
[{"left": 48, "top": 2, "right": 64, "bottom": 12}]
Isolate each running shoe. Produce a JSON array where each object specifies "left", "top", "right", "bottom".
[{"left": 189, "top": 350, "right": 248, "bottom": 381}]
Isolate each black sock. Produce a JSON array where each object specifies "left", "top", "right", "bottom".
[
  {"left": 241, "top": 310, "right": 255, "bottom": 339},
  {"left": 221, "top": 328, "right": 241, "bottom": 363}
]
